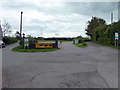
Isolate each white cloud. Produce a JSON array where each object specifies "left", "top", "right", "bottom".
[
  {"left": 0, "top": 1, "right": 118, "bottom": 38},
  {"left": 1, "top": 0, "right": 119, "bottom": 2},
  {"left": 23, "top": 11, "right": 54, "bottom": 25}
]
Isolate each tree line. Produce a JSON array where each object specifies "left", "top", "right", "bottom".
[{"left": 86, "top": 17, "right": 120, "bottom": 46}]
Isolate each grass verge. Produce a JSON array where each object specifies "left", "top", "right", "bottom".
[
  {"left": 75, "top": 42, "right": 87, "bottom": 48},
  {"left": 12, "top": 46, "right": 60, "bottom": 52},
  {"left": 92, "top": 42, "right": 120, "bottom": 50}
]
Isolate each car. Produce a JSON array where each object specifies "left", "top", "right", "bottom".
[{"left": 0, "top": 40, "right": 5, "bottom": 48}]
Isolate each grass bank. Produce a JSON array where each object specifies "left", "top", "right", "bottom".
[
  {"left": 92, "top": 42, "right": 120, "bottom": 50},
  {"left": 75, "top": 42, "right": 87, "bottom": 48},
  {"left": 12, "top": 46, "right": 60, "bottom": 52}
]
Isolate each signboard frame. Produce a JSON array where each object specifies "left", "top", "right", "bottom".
[
  {"left": 114, "top": 32, "right": 119, "bottom": 47},
  {"left": 24, "top": 38, "right": 29, "bottom": 49},
  {"left": 115, "top": 32, "right": 118, "bottom": 40},
  {"left": 74, "top": 40, "right": 79, "bottom": 44}
]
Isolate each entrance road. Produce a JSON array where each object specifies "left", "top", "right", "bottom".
[{"left": 2, "top": 42, "right": 118, "bottom": 88}]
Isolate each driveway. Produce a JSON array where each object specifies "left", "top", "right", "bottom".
[{"left": 2, "top": 42, "right": 118, "bottom": 88}]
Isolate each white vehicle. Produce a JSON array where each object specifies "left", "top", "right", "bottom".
[{"left": 0, "top": 40, "right": 5, "bottom": 48}]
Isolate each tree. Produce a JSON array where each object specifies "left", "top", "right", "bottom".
[
  {"left": 76, "top": 36, "right": 82, "bottom": 38},
  {"left": 2, "top": 19, "right": 12, "bottom": 37},
  {"left": 15, "top": 31, "right": 20, "bottom": 40},
  {"left": 27, "top": 35, "right": 32, "bottom": 38},
  {"left": 37, "top": 37, "right": 44, "bottom": 40},
  {"left": 92, "top": 21, "right": 120, "bottom": 46},
  {"left": 92, "top": 24, "right": 107, "bottom": 43},
  {"left": 85, "top": 17, "right": 106, "bottom": 39}
]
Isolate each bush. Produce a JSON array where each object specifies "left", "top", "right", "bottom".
[
  {"left": 75, "top": 42, "right": 87, "bottom": 48},
  {"left": 73, "top": 38, "right": 91, "bottom": 43},
  {"left": 29, "top": 37, "right": 37, "bottom": 42},
  {"left": 3, "top": 37, "right": 18, "bottom": 45},
  {"left": 73, "top": 38, "right": 84, "bottom": 43},
  {"left": 82, "top": 38, "right": 91, "bottom": 42}
]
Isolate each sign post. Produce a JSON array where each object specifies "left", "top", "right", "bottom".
[
  {"left": 24, "top": 38, "right": 29, "bottom": 49},
  {"left": 115, "top": 32, "right": 119, "bottom": 47},
  {"left": 74, "top": 40, "right": 78, "bottom": 44}
]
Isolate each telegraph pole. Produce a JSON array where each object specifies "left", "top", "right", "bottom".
[
  {"left": 20, "top": 11, "right": 23, "bottom": 46},
  {"left": 118, "top": 1, "right": 120, "bottom": 21},
  {"left": 111, "top": 12, "right": 113, "bottom": 23},
  {"left": 0, "top": 20, "right": 3, "bottom": 40}
]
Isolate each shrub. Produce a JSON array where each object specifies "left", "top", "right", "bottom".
[
  {"left": 75, "top": 42, "right": 87, "bottom": 48},
  {"left": 82, "top": 38, "right": 91, "bottom": 42},
  {"left": 3, "top": 37, "right": 18, "bottom": 45}
]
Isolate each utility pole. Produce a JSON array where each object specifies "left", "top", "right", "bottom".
[
  {"left": 111, "top": 12, "right": 113, "bottom": 23},
  {"left": 118, "top": 1, "right": 120, "bottom": 21},
  {"left": 20, "top": 11, "right": 23, "bottom": 46},
  {"left": 0, "top": 20, "right": 3, "bottom": 40}
]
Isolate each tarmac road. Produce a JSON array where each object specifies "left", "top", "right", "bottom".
[{"left": 2, "top": 42, "right": 118, "bottom": 88}]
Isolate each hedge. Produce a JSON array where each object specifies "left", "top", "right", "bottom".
[{"left": 3, "top": 37, "right": 18, "bottom": 45}]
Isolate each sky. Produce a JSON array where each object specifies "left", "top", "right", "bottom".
[{"left": 0, "top": 0, "right": 119, "bottom": 38}]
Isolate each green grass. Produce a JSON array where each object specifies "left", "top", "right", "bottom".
[
  {"left": 92, "top": 42, "right": 120, "bottom": 50},
  {"left": 24, "top": 41, "right": 29, "bottom": 44},
  {"left": 75, "top": 42, "right": 87, "bottom": 48},
  {"left": 12, "top": 46, "right": 60, "bottom": 52}
]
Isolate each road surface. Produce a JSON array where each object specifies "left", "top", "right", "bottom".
[{"left": 2, "top": 42, "right": 118, "bottom": 88}]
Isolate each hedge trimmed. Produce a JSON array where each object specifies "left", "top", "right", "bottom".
[{"left": 3, "top": 37, "right": 18, "bottom": 45}]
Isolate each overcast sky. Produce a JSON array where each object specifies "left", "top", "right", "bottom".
[{"left": 0, "top": 0, "right": 118, "bottom": 37}]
